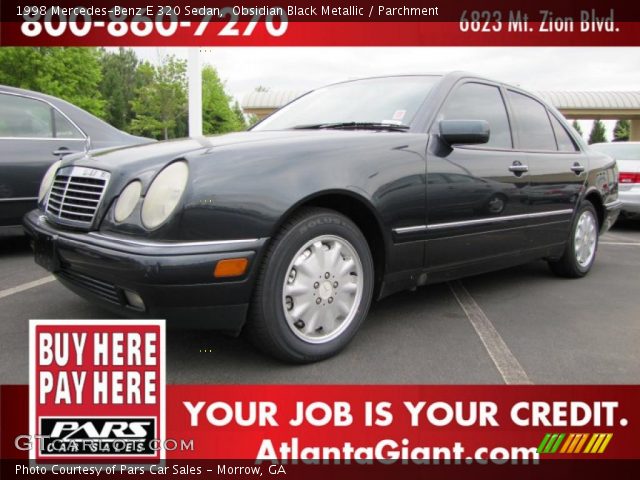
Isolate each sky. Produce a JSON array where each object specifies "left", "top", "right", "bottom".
[{"left": 133, "top": 47, "right": 640, "bottom": 139}]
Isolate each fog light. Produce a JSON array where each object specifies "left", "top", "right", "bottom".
[
  {"left": 124, "top": 290, "right": 145, "bottom": 310},
  {"left": 214, "top": 258, "right": 249, "bottom": 278}
]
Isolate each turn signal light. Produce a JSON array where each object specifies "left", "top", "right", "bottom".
[
  {"left": 214, "top": 258, "right": 249, "bottom": 278},
  {"left": 123, "top": 289, "right": 145, "bottom": 310},
  {"left": 619, "top": 172, "right": 640, "bottom": 184}
]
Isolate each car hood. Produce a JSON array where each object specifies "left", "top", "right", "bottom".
[{"left": 66, "top": 130, "right": 406, "bottom": 171}]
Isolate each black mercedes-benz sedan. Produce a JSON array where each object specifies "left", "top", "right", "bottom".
[
  {"left": 0, "top": 85, "right": 151, "bottom": 234},
  {"left": 24, "top": 72, "right": 621, "bottom": 362}
]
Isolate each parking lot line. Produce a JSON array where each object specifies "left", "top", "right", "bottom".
[
  {"left": 0, "top": 276, "right": 56, "bottom": 300},
  {"left": 600, "top": 241, "right": 640, "bottom": 246},
  {"left": 448, "top": 280, "right": 532, "bottom": 385},
  {"left": 602, "top": 232, "right": 637, "bottom": 242}
]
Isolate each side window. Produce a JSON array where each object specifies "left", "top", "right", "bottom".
[
  {"left": 0, "top": 94, "right": 53, "bottom": 138},
  {"left": 440, "top": 83, "right": 512, "bottom": 149},
  {"left": 549, "top": 114, "right": 578, "bottom": 152},
  {"left": 507, "top": 91, "right": 557, "bottom": 151},
  {"left": 53, "top": 110, "right": 83, "bottom": 138}
]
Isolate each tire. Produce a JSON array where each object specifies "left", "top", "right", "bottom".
[
  {"left": 548, "top": 201, "right": 599, "bottom": 278},
  {"left": 245, "top": 208, "right": 374, "bottom": 363}
]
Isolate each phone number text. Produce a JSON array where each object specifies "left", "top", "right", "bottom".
[{"left": 18, "top": 6, "right": 288, "bottom": 38}]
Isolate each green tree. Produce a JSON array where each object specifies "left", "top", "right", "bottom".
[
  {"left": 130, "top": 56, "right": 187, "bottom": 140},
  {"left": 588, "top": 119, "right": 607, "bottom": 144},
  {"left": 201, "top": 65, "right": 244, "bottom": 134},
  {"left": 247, "top": 114, "right": 260, "bottom": 127},
  {"left": 0, "top": 47, "right": 105, "bottom": 118},
  {"left": 613, "top": 119, "right": 630, "bottom": 141},
  {"left": 572, "top": 120, "right": 583, "bottom": 137},
  {"left": 98, "top": 48, "right": 144, "bottom": 130},
  {"left": 232, "top": 101, "right": 248, "bottom": 130}
]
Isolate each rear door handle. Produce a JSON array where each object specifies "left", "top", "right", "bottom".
[
  {"left": 508, "top": 161, "right": 529, "bottom": 175},
  {"left": 571, "top": 163, "right": 586, "bottom": 174}
]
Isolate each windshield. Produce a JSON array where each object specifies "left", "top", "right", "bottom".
[
  {"left": 252, "top": 76, "right": 441, "bottom": 131},
  {"left": 591, "top": 143, "right": 640, "bottom": 160}
]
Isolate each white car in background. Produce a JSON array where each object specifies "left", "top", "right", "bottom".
[{"left": 591, "top": 142, "right": 640, "bottom": 219}]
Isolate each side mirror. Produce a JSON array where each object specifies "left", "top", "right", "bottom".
[{"left": 439, "top": 120, "right": 490, "bottom": 145}]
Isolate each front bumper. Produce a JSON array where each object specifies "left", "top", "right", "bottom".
[
  {"left": 23, "top": 210, "right": 267, "bottom": 334},
  {"left": 618, "top": 186, "right": 640, "bottom": 214}
]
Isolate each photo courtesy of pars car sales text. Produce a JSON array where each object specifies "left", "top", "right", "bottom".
[{"left": 0, "top": 0, "right": 639, "bottom": 478}]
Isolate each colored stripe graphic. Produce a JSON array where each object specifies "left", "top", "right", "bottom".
[
  {"left": 539, "top": 433, "right": 613, "bottom": 455},
  {"left": 574, "top": 433, "right": 589, "bottom": 453},
  {"left": 549, "top": 433, "right": 565, "bottom": 453},
  {"left": 597, "top": 434, "right": 613, "bottom": 453},
  {"left": 584, "top": 434, "right": 599, "bottom": 454},
  {"left": 537, "top": 433, "right": 551, "bottom": 454},
  {"left": 544, "top": 434, "right": 559, "bottom": 453},
  {"left": 567, "top": 433, "right": 585, "bottom": 453},
  {"left": 591, "top": 434, "right": 608, "bottom": 453},
  {"left": 559, "top": 434, "right": 575, "bottom": 453}
]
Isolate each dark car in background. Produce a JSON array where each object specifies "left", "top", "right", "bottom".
[
  {"left": 591, "top": 142, "right": 640, "bottom": 220},
  {"left": 24, "top": 72, "right": 620, "bottom": 362},
  {"left": 0, "top": 85, "right": 151, "bottom": 233}
]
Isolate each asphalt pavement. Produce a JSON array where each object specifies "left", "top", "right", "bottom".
[{"left": 1, "top": 222, "right": 639, "bottom": 385}]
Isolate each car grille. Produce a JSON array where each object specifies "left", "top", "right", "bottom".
[
  {"left": 58, "top": 266, "right": 122, "bottom": 305},
  {"left": 46, "top": 166, "right": 110, "bottom": 228}
]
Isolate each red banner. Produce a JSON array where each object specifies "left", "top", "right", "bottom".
[
  {"left": 4, "top": 384, "right": 640, "bottom": 462},
  {"left": 1, "top": 0, "right": 639, "bottom": 46},
  {"left": 2, "top": 21, "right": 639, "bottom": 46}
]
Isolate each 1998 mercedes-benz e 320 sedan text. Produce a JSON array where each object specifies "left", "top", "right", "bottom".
[{"left": 24, "top": 72, "right": 620, "bottom": 362}]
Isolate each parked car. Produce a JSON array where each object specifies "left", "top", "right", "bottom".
[
  {"left": 0, "top": 85, "right": 151, "bottom": 234},
  {"left": 590, "top": 141, "right": 640, "bottom": 219},
  {"left": 24, "top": 73, "right": 620, "bottom": 362}
]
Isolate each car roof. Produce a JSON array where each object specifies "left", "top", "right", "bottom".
[
  {"left": 1, "top": 84, "right": 69, "bottom": 104},
  {"left": 322, "top": 72, "right": 553, "bottom": 109},
  {"left": 0, "top": 84, "right": 98, "bottom": 113},
  {"left": 319, "top": 71, "right": 565, "bottom": 119},
  {"left": 0, "top": 84, "right": 142, "bottom": 144},
  {"left": 324, "top": 71, "right": 514, "bottom": 88}
]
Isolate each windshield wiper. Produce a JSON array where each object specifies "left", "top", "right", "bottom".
[{"left": 292, "top": 122, "right": 410, "bottom": 131}]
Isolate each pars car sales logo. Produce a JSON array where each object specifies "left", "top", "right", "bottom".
[{"left": 29, "top": 320, "right": 165, "bottom": 461}]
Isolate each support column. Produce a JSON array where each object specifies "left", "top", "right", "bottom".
[
  {"left": 630, "top": 119, "right": 640, "bottom": 141},
  {"left": 187, "top": 48, "right": 202, "bottom": 138}
]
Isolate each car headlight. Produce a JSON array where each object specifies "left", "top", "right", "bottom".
[
  {"left": 38, "top": 160, "right": 62, "bottom": 203},
  {"left": 141, "top": 161, "right": 189, "bottom": 229},
  {"left": 114, "top": 181, "right": 142, "bottom": 223}
]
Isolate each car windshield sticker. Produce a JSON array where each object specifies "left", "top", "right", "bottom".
[{"left": 392, "top": 110, "right": 407, "bottom": 121}]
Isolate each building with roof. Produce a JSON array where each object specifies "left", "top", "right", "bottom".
[
  {"left": 241, "top": 90, "right": 307, "bottom": 120},
  {"left": 242, "top": 89, "right": 640, "bottom": 140}
]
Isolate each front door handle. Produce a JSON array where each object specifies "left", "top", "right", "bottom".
[
  {"left": 52, "top": 147, "right": 76, "bottom": 157},
  {"left": 571, "top": 162, "right": 586, "bottom": 174},
  {"left": 508, "top": 161, "right": 529, "bottom": 175}
]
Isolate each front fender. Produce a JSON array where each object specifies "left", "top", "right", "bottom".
[{"left": 177, "top": 133, "right": 429, "bottom": 242}]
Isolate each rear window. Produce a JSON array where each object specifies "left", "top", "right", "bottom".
[
  {"left": 507, "top": 91, "right": 557, "bottom": 151},
  {"left": 550, "top": 115, "right": 578, "bottom": 152},
  {"left": 54, "top": 110, "right": 83, "bottom": 138}
]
